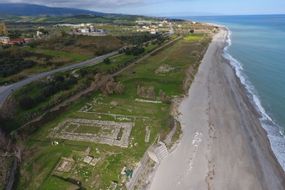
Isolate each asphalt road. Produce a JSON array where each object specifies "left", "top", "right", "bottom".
[
  {"left": 0, "top": 51, "right": 118, "bottom": 107},
  {"left": 0, "top": 35, "right": 181, "bottom": 108}
]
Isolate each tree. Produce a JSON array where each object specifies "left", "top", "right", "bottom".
[
  {"left": 38, "top": 28, "right": 49, "bottom": 35},
  {"left": 19, "top": 96, "right": 35, "bottom": 110},
  {"left": 8, "top": 30, "right": 21, "bottom": 39},
  {"left": 123, "top": 46, "right": 145, "bottom": 56},
  {"left": 137, "top": 85, "right": 156, "bottom": 100},
  {"left": 114, "top": 82, "right": 125, "bottom": 94},
  {"left": 104, "top": 58, "right": 111, "bottom": 64},
  {"left": 0, "top": 22, "right": 7, "bottom": 35},
  {"left": 159, "top": 90, "right": 171, "bottom": 103}
]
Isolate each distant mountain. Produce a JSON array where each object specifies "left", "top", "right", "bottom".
[{"left": 0, "top": 3, "right": 104, "bottom": 16}]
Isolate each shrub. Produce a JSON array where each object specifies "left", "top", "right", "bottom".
[
  {"left": 123, "top": 46, "right": 145, "bottom": 56},
  {"left": 19, "top": 96, "right": 35, "bottom": 110},
  {"left": 103, "top": 58, "right": 111, "bottom": 65}
]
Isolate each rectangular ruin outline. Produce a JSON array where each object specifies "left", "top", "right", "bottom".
[
  {"left": 77, "top": 111, "right": 149, "bottom": 120},
  {"left": 49, "top": 118, "right": 134, "bottom": 148}
]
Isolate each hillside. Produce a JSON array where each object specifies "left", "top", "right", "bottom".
[
  {"left": 0, "top": 3, "right": 156, "bottom": 24},
  {"left": 0, "top": 3, "right": 101, "bottom": 16}
]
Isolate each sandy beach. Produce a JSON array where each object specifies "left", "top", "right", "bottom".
[{"left": 149, "top": 29, "right": 285, "bottom": 190}]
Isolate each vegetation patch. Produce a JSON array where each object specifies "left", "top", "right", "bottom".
[
  {"left": 28, "top": 48, "right": 88, "bottom": 63},
  {"left": 184, "top": 33, "right": 204, "bottom": 42},
  {"left": 0, "top": 48, "right": 50, "bottom": 83},
  {"left": 30, "top": 35, "right": 123, "bottom": 57},
  {"left": 0, "top": 34, "right": 123, "bottom": 84},
  {"left": 17, "top": 31, "right": 211, "bottom": 189},
  {"left": 0, "top": 34, "right": 168, "bottom": 132}
]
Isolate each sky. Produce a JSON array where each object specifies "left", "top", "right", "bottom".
[{"left": 2, "top": 0, "right": 285, "bottom": 16}]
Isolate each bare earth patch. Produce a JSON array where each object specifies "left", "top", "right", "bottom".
[{"left": 155, "top": 64, "right": 175, "bottom": 74}]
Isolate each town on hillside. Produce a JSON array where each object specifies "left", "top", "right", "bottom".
[{"left": 0, "top": 19, "right": 207, "bottom": 47}]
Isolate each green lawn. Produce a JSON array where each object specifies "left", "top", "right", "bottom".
[
  {"left": 98, "top": 54, "right": 136, "bottom": 73},
  {"left": 0, "top": 48, "right": 89, "bottom": 85},
  {"left": 184, "top": 33, "right": 205, "bottom": 42}
]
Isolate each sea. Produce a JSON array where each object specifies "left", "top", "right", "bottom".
[{"left": 182, "top": 15, "right": 285, "bottom": 170}]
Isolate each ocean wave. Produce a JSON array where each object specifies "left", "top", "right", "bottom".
[{"left": 223, "top": 28, "right": 285, "bottom": 171}]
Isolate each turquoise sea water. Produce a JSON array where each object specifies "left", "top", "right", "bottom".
[{"left": 183, "top": 15, "right": 285, "bottom": 170}]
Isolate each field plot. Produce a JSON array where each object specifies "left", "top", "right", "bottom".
[{"left": 50, "top": 118, "right": 133, "bottom": 148}]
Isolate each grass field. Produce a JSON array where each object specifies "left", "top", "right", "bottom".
[
  {"left": 1, "top": 44, "right": 151, "bottom": 132},
  {"left": 29, "top": 48, "right": 89, "bottom": 63},
  {"left": 17, "top": 33, "right": 211, "bottom": 190},
  {"left": 0, "top": 35, "right": 123, "bottom": 85},
  {"left": 184, "top": 33, "right": 205, "bottom": 42},
  {"left": 6, "top": 48, "right": 90, "bottom": 78},
  {"left": 97, "top": 54, "right": 136, "bottom": 74}
]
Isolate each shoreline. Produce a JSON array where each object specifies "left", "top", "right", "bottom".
[
  {"left": 149, "top": 28, "right": 285, "bottom": 189},
  {"left": 221, "top": 27, "right": 285, "bottom": 186},
  {"left": 223, "top": 28, "right": 285, "bottom": 171}
]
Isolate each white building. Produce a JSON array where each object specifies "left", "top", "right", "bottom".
[
  {"left": 79, "top": 28, "right": 89, "bottom": 33},
  {"left": 150, "top": 29, "right": 157, "bottom": 35},
  {"left": 0, "top": 36, "right": 10, "bottom": 44},
  {"left": 162, "top": 20, "right": 169, "bottom": 24},
  {"left": 136, "top": 20, "right": 152, "bottom": 25},
  {"left": 36, "top": 31, "right": 44, "bottom": 38}
]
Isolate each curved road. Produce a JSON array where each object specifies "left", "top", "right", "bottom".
[
  {"left": 0, "top": 51, "right": 118, "bottom": 107},
  {"left": 0, "top": 35, "right": 181, "bottom": 108}
]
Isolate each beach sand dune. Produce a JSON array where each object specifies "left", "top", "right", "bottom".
[{"left": 149, "top": 29, "right": 285, "bottom": 190}]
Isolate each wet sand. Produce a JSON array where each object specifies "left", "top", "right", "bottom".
[{"left": 149, "top": 29, "right": 285, "bottom": 190}]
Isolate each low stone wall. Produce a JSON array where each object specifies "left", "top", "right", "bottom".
[{"left": 50, "top": 118, "right": 134, "bottom": 148}]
